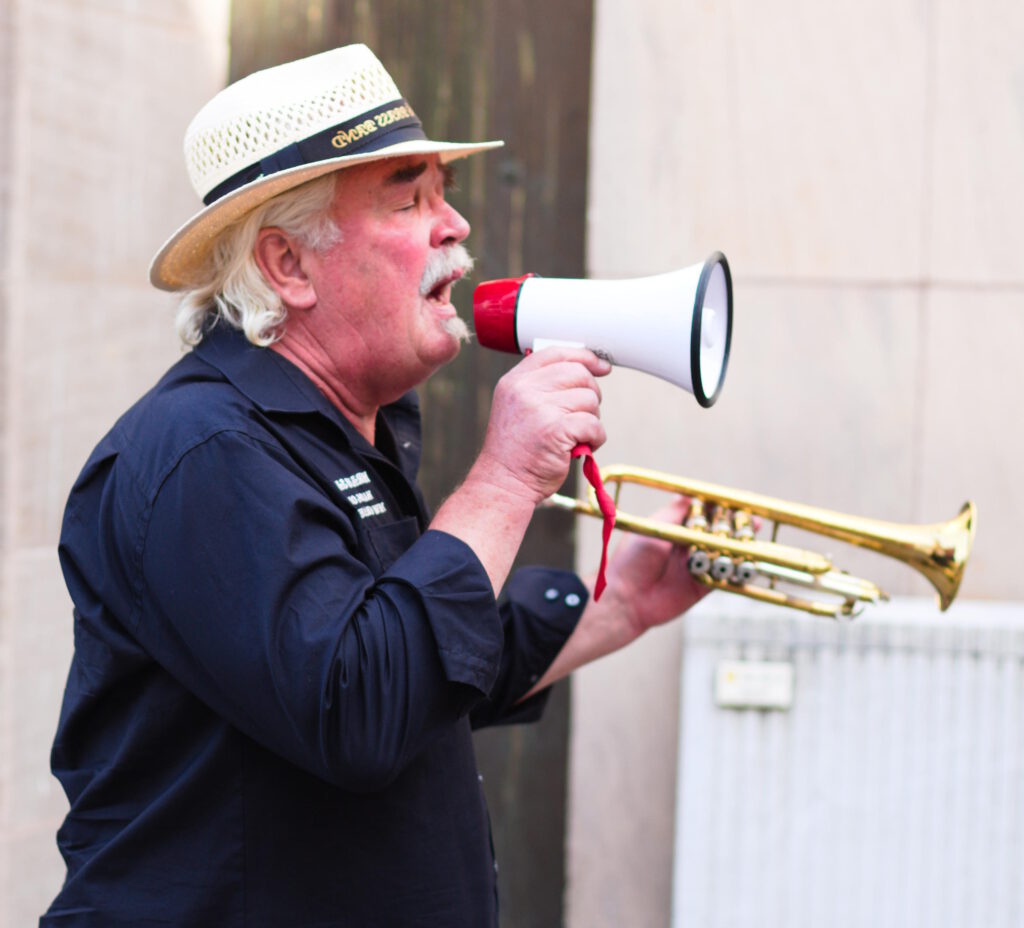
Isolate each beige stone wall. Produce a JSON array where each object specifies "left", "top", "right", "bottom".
[
  {"left": 0, "top": 2, "right": 229, "bottom": 924},
  {"left": 568, "top": 0, "right": 1024, "bottom": 925}
]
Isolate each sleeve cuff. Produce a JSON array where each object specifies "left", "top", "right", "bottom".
[
  {"left": 470, "top": 566, "right": 588, "bottom": 728},
  {"left": 505, "top": 566, "right": 588, "bottom": 687}
]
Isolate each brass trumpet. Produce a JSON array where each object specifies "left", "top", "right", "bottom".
[{"left": 544, "top": 465, "right": 976, "bottom": 619}]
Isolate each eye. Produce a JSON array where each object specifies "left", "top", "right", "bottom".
[{"left": 397, "top": 191, "right": 421, "bottom": 211}]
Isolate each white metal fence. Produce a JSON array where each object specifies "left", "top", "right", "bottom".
[{"left": 672, "top": 597, "right": 1024, "bottom": 928}]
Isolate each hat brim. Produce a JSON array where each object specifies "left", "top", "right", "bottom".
[{"left": 149, "top": 138, "right": 503, "bottom": 291}]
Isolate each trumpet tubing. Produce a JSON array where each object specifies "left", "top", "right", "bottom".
[{"left": 545, "top": 465, "right": 976, "bottom": 619}]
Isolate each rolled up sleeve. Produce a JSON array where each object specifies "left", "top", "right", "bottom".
[{"left": 383, "top": 530, "right": 504, "bottom": 694}]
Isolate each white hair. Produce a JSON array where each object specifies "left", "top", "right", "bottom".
[{"left": 175, "top": 172, "right": 342, "bottom": 347}]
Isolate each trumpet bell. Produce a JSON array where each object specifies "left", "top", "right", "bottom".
[{"left": 918, "top": 501, "right": 976, "bottom": 610}]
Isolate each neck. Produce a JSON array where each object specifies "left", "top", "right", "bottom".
[{"left": 269, "top": 339, "right": 379, "bottom": 445}]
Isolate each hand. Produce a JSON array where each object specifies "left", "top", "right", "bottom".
[
  {"left": 431, "top": 348, "right": 609, "bottom": 596},
  {"left": 597, "top": 495, "right": 709, "bottom": 642},
  {"left": 475, "top": 347, "right": 612, "bottom": 504}
]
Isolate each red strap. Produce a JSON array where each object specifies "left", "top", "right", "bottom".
[{"left": 571, "top": 443, "right": 617, "bottom": 600}]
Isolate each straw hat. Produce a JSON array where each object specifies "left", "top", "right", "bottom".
[{"left": 150, "top": 44, "right": 503, "bottom": 291}]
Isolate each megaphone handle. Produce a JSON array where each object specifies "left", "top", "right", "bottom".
[{"left": 571, "top": 443, "right": 617, "bottom": 600}]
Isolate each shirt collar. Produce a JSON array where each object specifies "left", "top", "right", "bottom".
[
  {"left": 193, "top": 326, "right": 322, "bottom": 415},
  {"left": 193, "top": 326, "right": 423, "bottom": 476}
]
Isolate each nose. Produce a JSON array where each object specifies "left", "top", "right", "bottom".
[{"left": 431, "top": 199, "right": 471, "bottom": 248}]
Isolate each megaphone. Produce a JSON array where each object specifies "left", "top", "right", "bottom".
[{"left": 473, "top": 252, "right": 733, "bottom": 407}]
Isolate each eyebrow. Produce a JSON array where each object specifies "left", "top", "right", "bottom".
[
  {"left": 383, "top": 160, "right": 457, "bottom": 189},
  {"left": 385, "top": 161, "right": 429, "bottom": 185}
]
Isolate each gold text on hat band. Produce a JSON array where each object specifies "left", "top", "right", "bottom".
[{"left": 331, "top": 103, "right": 415, "bottom": 150}]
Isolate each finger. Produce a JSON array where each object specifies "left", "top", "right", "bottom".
[
  {"left": 531, "top": 362, "right": 606, "bottom": 404},
  {"left": 560, "top": 412, "right": 607, "bottom": 451},
  {"left": 521, "top": 346, "right": 612, "bottom": 378},
  {"left": 645, "top": 495, "right": 694, "bottom": 527},
  {"left": 552, "top": 386, "right": 602, "bottom": 418}
]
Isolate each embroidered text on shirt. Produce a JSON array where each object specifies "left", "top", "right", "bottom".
[
  {"left": 334, "top": 470, "right": 371, "bottom": 492},
  {"left": 334, "top": 471, "right": 389, "bottom": 519}
]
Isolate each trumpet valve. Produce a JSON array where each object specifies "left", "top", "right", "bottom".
[
  {"left": 733, "top": 561, "right": 758, "bottom": 584},
  {"left": 710, "top": 555, "right": 735, "bottom": 582},
  {"left": 733, "top": 510, "right": 756, "bottom": 541},
  {"left": 688, "top": 550, "right": 712, "bottom": 576},
  {"left": 711, "top": 509, "right": 733, "bottom": 536},
  {"left": 686, "top": 498, "right": 708, "bottom": 532}
]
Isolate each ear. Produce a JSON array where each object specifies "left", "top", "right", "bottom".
[{"left": 253, "top": 227, "right": 317, "bottom": 310}]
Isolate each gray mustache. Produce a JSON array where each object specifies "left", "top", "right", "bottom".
[{"left": 420, "top": 245, "right": 475, "bottom": 296}]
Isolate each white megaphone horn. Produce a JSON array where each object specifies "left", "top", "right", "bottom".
[{"left": 472, "top": 252, "right": 733, "bottom": 407}]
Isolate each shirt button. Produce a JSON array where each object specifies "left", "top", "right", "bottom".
[
  {"left": 544, "top": 587, "right": 559, "bottom": 601},
  {"left": 565, "top": 593, "right": 581, "bottom": 607},
  {"left": 477, "top": 773, "right": 484, "bottom": 783}
]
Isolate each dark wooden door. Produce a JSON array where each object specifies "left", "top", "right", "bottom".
[{"left": 230, "top": 5, "right": 594, "bottom": 922}]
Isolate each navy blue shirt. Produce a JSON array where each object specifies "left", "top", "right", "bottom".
[{"left": 43, "top": 327, "right": 586, "bottom": 927}]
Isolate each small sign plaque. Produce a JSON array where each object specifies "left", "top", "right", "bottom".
[{"left": 714, "top": 659, "right": 795, "bottom": 710}]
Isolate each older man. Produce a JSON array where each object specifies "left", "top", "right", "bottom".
[{"left": 43, "top": 45, "right": 703, "bottom": 927}]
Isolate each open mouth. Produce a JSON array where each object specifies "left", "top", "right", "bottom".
[
  {"left": 425, "top": 269, "right": 464, "bottom": 306},
  {"left": 426, "top": 282, "right": 451, "bottom": 304}
]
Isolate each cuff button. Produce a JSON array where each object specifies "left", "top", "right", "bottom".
[{"left": 564, "top": 593, "right": 581, "bottom": 607}]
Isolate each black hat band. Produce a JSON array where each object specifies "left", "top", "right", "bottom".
[{"left": 202, "top": 98, "right": 425, "bottom": 206}]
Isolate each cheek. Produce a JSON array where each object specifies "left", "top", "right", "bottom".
[
  {"left": 369, "top": 226, "right": 429, "bottom": 279},
  {"left": 326, "top": 214, "right": 431, "bottom": 308}
]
